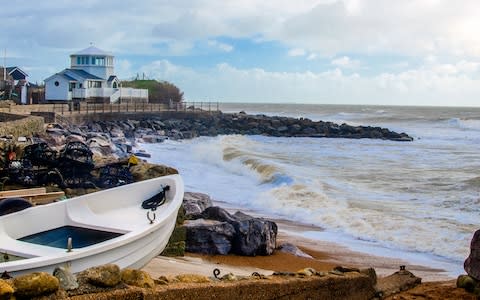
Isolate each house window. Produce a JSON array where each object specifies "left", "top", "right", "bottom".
[
  {"left": 77, "top": 57, "right": 81, "bottom": 64},
  {"left": 88, "top": 81, "right": 101, "bottom": 88},
  {"left": 69, "top": 82, "right": 76, "bottom": 91},
  {"left": 54, "top": 81, "right": 59, "bottom": 87}
]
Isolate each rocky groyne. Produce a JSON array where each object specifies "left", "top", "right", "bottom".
[{"left": 75, "top": 111, "right": 413, "bottom": 143}]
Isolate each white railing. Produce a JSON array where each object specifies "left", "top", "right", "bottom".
[
  {"left": 72, "top": 87, "right": 148, "bottom": 101},
  {"left": 110, "top": 89, "right": 121, "bottom": 103},
  {"left": 72, "top": 88, "right": 86, "bottom": 99},
  {"left": 119, "top": 87, "right": 148, "bottom": 100}
]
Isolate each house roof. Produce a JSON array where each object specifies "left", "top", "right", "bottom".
[
  {"left": 107, "top": 75, "right": 118, "bottom": 82},
  {"left": 1, "top": 66, "right": 28, "bottom": 80},
  {"left": 71, "top": 46, "right": 113, "bottom": 57},
  {"left": 65, "top": 69, "right": 103, "bottom": 80},
  {"left": 44, "top": 68, "right": 104, "bottom": 82},
  {"left": 63, "top": 74, "right": 77, "bottom": 81}
]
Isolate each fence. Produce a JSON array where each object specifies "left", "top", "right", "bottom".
[{"left": 0, "top": 101, "right": 220, "bottom": 116}]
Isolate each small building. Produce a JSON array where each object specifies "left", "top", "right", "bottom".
[
  {"left": 44, "top": 46, "right": 148, "bottom": 103},
  {"left": 0, "top": 66, "right": 29, "bottom": 104}
]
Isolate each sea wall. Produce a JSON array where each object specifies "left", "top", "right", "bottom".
[
  {"left": 0, "top": 113, "right": 44, "bottom": 138},
  {"left": 69, "top": 273, "right": 376, "bottom": 300}
]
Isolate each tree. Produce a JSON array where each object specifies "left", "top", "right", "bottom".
[{"left": 121, "top": 80, "right": 184, "bottom": 104}]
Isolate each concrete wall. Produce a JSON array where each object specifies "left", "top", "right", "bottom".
[{"left": 70, "top": 274, "right": 376, "bottom": 300}]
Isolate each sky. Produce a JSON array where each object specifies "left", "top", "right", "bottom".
[{"left": 1, "top": 0, "right": 480, "bottom": 106}]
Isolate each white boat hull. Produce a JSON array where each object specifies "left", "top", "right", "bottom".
[{"left": 0, "top": 174, "right": 184, "bottom": 277}]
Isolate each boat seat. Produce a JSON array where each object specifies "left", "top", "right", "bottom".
[
  {"left": 66, "top": 202, "right": 154, "bottom": 233},
  {"left": 0, "top": 234, "right": 66, "bottom": 258}
]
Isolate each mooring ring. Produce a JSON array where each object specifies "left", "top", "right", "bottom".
[{"left": 147, "top": 211, "right": 156, "bottom": 224}]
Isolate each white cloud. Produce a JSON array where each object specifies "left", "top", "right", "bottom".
[
  {"left": 331, "top": 56, "right": 360, "bottom": 68},
  {"left": 3, "top": 0, "right": 480, "bottom": 60},
  {"left": 140, "top": 59, "right": 480, "bottom": 106},
  {"left": 207, "top": 40, "right": 234, "bottom": 52},
  {"left": 288, "top": 48, "right": 306, "bottom": 57},
  {"left": 307, "top": 53, "right": 317, "bottom": 60}
]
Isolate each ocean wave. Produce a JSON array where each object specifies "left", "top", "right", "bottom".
[
  {"left": 219, "top": 135, "right": 293, "bottom": 185},
  {"left": 446, "top": 118, "right": 480, "bottom": 131}
]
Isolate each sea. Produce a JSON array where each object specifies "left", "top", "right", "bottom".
[{"left": 141, "top": 103, "right": 480, "bottom": 277}]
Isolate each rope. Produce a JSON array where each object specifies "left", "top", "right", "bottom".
[{"left": 141, "top": 185, "right": 170, "bottom": 210}]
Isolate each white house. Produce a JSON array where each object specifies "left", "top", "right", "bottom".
[{"left": 44, "top": 46, "right": 148, "bottom": 103}]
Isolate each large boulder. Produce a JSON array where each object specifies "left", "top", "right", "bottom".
[
  {"left": 184, "top": 219, "right": 235, "bottom": 254},
  {"left": 230, "top": 211, "right": 277, "bottom": 256},
  {"left": 183, "top": 192, "right": 213, "bottom": 217},
  {"left": 465, "top": 229, "right": 480, "bottom": 280},
  {"left": 189, "top": 206, "right": 278, "bottom": 256}
]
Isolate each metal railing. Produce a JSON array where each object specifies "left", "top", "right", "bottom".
[{"left": 48, "top": 101, "right": 220, "bottom": 115}]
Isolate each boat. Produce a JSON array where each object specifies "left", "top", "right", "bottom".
[{"left": 0, "top": 174, "right": 184, "bottom": 277}]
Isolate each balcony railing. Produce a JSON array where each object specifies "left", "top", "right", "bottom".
[{"left": 71, "top": 87, "right": 148, "bottom": 101}]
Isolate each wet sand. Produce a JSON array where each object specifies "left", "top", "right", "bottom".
[{"left": 144, "top": 227, "right": 452, "bottom": 282}]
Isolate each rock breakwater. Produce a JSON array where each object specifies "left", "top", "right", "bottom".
[{"left": 75, "top": 111, "right": 413, "bottom": 149}]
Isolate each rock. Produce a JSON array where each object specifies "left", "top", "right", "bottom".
[
  {"left": 375, "top": 268, "right": 422, "bottom": 297},
  {"left": 129, "top": 162, "right": 178, "bottom": 181},
  {"left": 457, "top": 274, "right": 477, "bottom": 293},
  {"left": 79, "top": 264, "right": 121, "bottom": 287},
  {"left": 121, "top": 269, "right": 155, "bottom": 288},
  {"left": 465, "top": 229, "right": 480, "bottom": 280},
  {"left": 0, "top": 279, "right": 14, "bottom": 299},
  {"left": 195, "top": 206, "right": 237, "bottom": 223},
  {"left": 183, "top": 192, "right": 213, "bottom": 217},
  {"left": 53, "top": 266, "right": 79, "bottom": 290},
  {"left": 230, "top": 213, "right": 278, "bottom": 256},
  {"left": 13, "top": 272, "right": 59, "bottom": 298},
  {"left": 184, "top": 219, "right": 235, "bottom": 254},
  {"left": 277, "top": 243, "right": 313, "bottom": 258},
  {"left": 360, "top": 267, "right": 377, "bottom": 286},
  {"left": 458, "top": 274, "right": 477, "bottom": 292},
  {"left": 175, "top": 274, "right": 210, "bottom": 283},
  {"left": 192, "top": 207, "right": 278, "bottom": 256},
  {"left": 296, "top": 268, "right": 317, "bottom": 277}
]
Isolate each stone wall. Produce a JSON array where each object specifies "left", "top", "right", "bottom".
[
  {"left": 70, "top": 273, "right": 376, "bottom": 300},
  {"left": 0, "top": 113, "right": 44, "bottom": 138}
]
